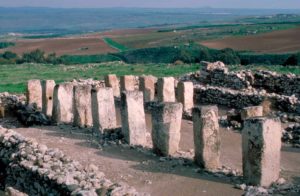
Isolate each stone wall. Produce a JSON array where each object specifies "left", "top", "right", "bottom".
[
  {"left": 194, "top": 85, "right": 300, "bottom": 114},
  {"left": 0, "top": 127, "right": 138, "bottom": 196}
]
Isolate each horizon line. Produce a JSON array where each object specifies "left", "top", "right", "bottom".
[{"left": 1, "top": 6, "right": 300, "bottom": 10}]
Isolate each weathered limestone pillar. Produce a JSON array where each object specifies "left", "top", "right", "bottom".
[
  {"left": 193, "top": 106, "right": 220, "bottom": 170},
  {"left": 52, "top": 82, "right": 74, "bottom": 123},
  {"left": 27, "top": 80, "right": 42, "bottom": 109},
  {"left": 151, "top": 102, "right": 183, "bottom": 156},
  {"left": 242, "top": 117, "right": 281, "bottom": 187},
  {"left": 241, "top": 106, "right": 263, "bottom": 120},
  {"left": 121, "top": 91, "right": 147, "bottom": 146},
  {"left": 177, "top": 81, "right": 194, "bottom": 112},
  {"left": 120, "top": 75, "right": 136, "bottom": 92},
  {"left": 105, "top": 74, "right": 120, "bottom": 97},
  {"left": 42, "top": 80, "right": 56, "bottom": 117},
  {"left": 73, "top": 85, "right": 93, "bottom": 127},
  {"left": 139, "top": 75, "right": 156, "bottom": 102},
  {"left": 92, "top": 87, "right": 117, "bottom": 133},
  {"left": 157, "top": 77, "right": 175, "bottom": 102}
]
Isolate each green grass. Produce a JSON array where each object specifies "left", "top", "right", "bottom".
[
  {"left": 103, "top": 38, "right": 129, "bottom": 52},
  {"left": 0, "top": 62, "right": 199, "bottom": 93},
  {"left": 0, "top": 42, "right": 15, "bottom": 49}
]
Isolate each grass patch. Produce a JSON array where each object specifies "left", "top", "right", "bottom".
[
  {"left": 103, "top": 38, "right": 129, "bottom": 52},
  {"left": 0, "top": 42, "right": 15, "bottom": 49}
]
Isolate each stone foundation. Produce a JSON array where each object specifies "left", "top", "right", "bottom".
[
  {"left": 105, "top": 74, "right": 120, "bottom": 97},
  {"left": 241, "top": 106, "right": 263, "bottom": 120},
  {"left": 242, "top": 118, "right": 281, "bottom": 187},
  {"left": 52, "top": 83, "right": 74, "bottom": 124},
  {"left": 27, "top": 80, "right": 42, "bottom": 109},
  {"left": 73, "top": 85, "right": 93, "bottom": 127},
  {"left": 177, "top": 81, "right": 194, "bottom": 112},
  {"left": 42, "top": 80, "right": 56, "bottom": 117},
  {"left": 121, "top": 91, "right": 147, "bottom": 146},
  {"left": 151, "top": 102, "right": 182, "bottom": 156},
  {"left": 157, "top": 77, "right": 176, "bottom": 102},
  {"left": 120, "top": 75, "right": 136, "bottom": 92},
  {"left": 193, "top": 106, "right": 220, "bottom": 170},
  {"left": 139, "top": 75, "right": 156, "bottom": 102},
  {"left": 92, "top": 87, "right": 117, "bottom": 133}
]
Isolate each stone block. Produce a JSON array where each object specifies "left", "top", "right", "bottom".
[
  {"left": 242, "top": 117, "right": 282, "bottom": 187},
  {"left": 157, "top": 77, "right": 175, "bottom": 102},
  {"left": 151, "top": 102, "right": 183, "bottom": 156},
  {"left": 121, "top": 91, "right": 147, "bottom": 146},
  {"left": 42, "top": 80, "right": 56, "bottom": 117},
  {"left": 120, "top": 75, "right": 136, "bottom": 92},
  {"left": 92, "top": 87, "right": 117, "bottom": 133},
  {"left": 177, "top": 81, "right": 194, "bottom": 112},
  {"left": 139, "top": 75, "right": 157, "bottom": 102},
  {"left": 27, "top": 80, "right": 42, "bottom": 109},
  {"left": 73, "top": 85, "right": 93, "bottom": 127},
  {"left": 241, "top": 106, "right": 263, "bottom": 120},
  {"left": 193, "top": 106, "right": 220, "bottom": 170},
  {"left": 52, "top": 83, "right": 74, "bottom": 123},
  {"left": 105, "top": 74, "right": 120, "bottom": 97}
]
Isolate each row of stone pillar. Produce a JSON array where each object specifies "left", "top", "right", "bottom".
[{"left": 27, "top": 78, "right": 280, "bottom": 187}]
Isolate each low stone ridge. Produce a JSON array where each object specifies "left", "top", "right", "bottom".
[
  {"left": 282, "top": 124, "right": 300, "bottom": 148},
  {"left": 194, "top": 85, "right": 300, "bottom": 114},
  {"left": 0, "top": 127, "right": 139, "bottom": 196}
]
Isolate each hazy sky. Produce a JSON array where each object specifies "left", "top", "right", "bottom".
[{"left": 0, "top": 0, "right": 300, "bottom": 9}]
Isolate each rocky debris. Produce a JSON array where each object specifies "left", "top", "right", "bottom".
[
  {"left": 0, "top": 93, "right": 26, "bottom": 118},
  {"left": 5, "top": 187, "right": 28, "bottom": 196},
  {"left": 282, "top": 124, "right": 300, "bottom": 148},
  {"left": 15, "top": 103, "right": 50, "bottom": 126},
  {"left": 0, "top": 127, "right": 139, "bottom": 196},
  {"left": 238, "top": 178, "right": 300, "bottom": 196},
  {"left": 70, "top": 79, "right": 105, "bottom": 88},
  {"left": 253, "top": 70, "right": 300, "bottom": 98},
  {"left": 194, "top": 85, "right": 300, "bottom": 114}
]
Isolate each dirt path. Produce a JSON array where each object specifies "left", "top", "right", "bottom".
[{"left": 10, "top": 110, "right": 300, "bottom": 196}]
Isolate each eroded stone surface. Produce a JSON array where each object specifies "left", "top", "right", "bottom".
[
  {"left": 42, "top": 80, "right": 56, "bottom": 117},
  {"left": 177, "top": 81, "right": 194, "bottom": 112},
  {"left": 242, "top": 117, "right": 282, "bottom": 187},
  {"left": 73, "top": 85, "right": 93, "bottom": 127},
  {"left": 52, "top": 83, "right": 74, "bottom": 124},
  {"left": 193, "top": 106, "right": 220, "bottom": 170},
  {"left": 105, "top": 74, "right": 120, "bottom": 97},
  {"left": 241, "top": 106, "right": 263, "bottom": 120},
  {"left": 121, "top": 91, "right": 147, "bottom": 146},
  {"left": 151, "top": 102, "right": 183, "bottom": 156},
  {"left": 157, "top": 77, "right": 175, "bottom": 102},
  {"left": 139, "top": 75, "right": 157, "bottom": 102},
  {"left": 27, "top": 80, "right": 42, "bottom": 109},
  {"left": 92, "top": 87, "right": 117, "bottom": 133},
  {"left": 120, "top": 75, "right": 136, "bottom": 92}
]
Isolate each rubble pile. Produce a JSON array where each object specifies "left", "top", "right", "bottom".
[
  {"left": 282, "top": 124, "right": 300, "bottom": 148},
  {"left": 0, "top": 127, "right": 139, "bottom": 196},
  {"left": 15, "top": 103, "right": 51, "bottom": 126},
  {"left": 194, "top": 85, "right": 300, "bottom": 114},
  {"left": 0, "top": 93, "right": 26, "bottom": 117}
]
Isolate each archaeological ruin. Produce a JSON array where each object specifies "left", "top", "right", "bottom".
[{"left": 1, "top": 61, "right": 300, "bottom": 195}]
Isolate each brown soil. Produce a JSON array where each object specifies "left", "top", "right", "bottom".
[
  {"left": 0, "top": 37, "right": 117, "bottom": 56},
  {"left": 7, "top": 108, "right": 300, "bottom": 196},
  {"left": 200, "top": 27, "right": 300, "bottom": 53}
]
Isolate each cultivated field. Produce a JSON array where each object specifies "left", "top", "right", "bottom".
[{"left": 201, "top": 27, "right": 300, "bottom": 53}]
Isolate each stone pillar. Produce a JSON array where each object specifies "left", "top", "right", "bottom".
[
  {"left": 151, "top": 102, "right": 183, "bottom": 156},
  {"left": 120, "top": 75, "right": 136, "bottom": 92},
  {"left": 121, "top": 91, "right": 147, "bottom": 146},
  {"left": 242, "top": 117, "right": 281, "bottom": 187},
  {"left": 27, "top": 80, "right": 42, "bottom": 109},
  {"left": 42, "top": 80, "right": 56, "bottom": 117},
  {"left": 92, "top": 87, "right": 117, "bottom": 133},
  {"left": 241, "top": 106, "right": 263, "bottom": 120},
  {"left": 105, "top": 74, "right": 120, "bottom": 97},
  {"left": 193, "top": 106, "right": 220, "bottom": 170},
  {"left": 73, "top": 85, "right": 93, "bottom": 127},
  {"left": 177, "top": 81, "right": 194, "bottom": 112},
  {"left": 157, "top": 77, "right": 175, "bottom": 102},
  {"left": 52, "top": 82, "right": 74, "bottom": 124},
  {"left": 139, "top": 75, "right": 156, "bottom": 102}
]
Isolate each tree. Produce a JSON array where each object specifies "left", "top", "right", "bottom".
[
  {"left": 216, "top": 48, "right": 240, "bottom": 65},
  {"left": 284, "top": 53, "right": 300, "bottom": 66},
  {"left": 22, "top": 49, "right": 45, "bottom": 63},
  {"left": 2, "top": 51, "right": 17, "bottom": 60}
]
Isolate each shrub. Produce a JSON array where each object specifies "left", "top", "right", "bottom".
[{"left": 21, "top": 49, "right": 45, "bottom": 63}]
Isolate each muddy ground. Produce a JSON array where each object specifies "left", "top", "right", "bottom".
[{"left": 2, "top": 107, "right": 299, "bottom": 196}]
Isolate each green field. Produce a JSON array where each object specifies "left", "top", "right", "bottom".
[
  {"left": 1, "top": 62, "right": 300, "bottom": 93},
  {"left": 103, "top": 38, "right": 129, "bottom": 52}
]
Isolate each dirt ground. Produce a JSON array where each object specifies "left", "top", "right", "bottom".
[
  {"left": 201, "top": 27, "right": 300, "bottom": 53},
  {"left": 5, "top": 107, "right": 299, "bottom": 196}
]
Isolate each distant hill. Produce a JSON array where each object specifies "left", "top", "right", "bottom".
[{"left": 1, "top": 7, "right": 300, "bottom": 35}]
